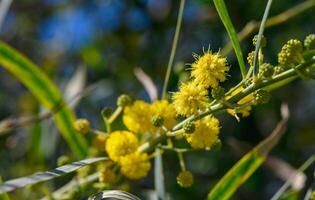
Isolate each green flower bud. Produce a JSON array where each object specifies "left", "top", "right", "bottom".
[
  {"left": 151, "top": 115, "right": 164, "bottom": 127},
  {"left": 258, "top": 63, "right": 274, "bottom": 79},
  {"left": 57, "top": 155, "right": 71, "bottom": 166},
  {"left": 253, "top": 35, "right": 266, "bottom": 47},
  {"left": 117, "top": 94, "right": 133, "bottom": 107},
  {"left": 211, "top": 86, "right": 225, "bottom": 100},
  {"left": 183, "top": 121, "right": 195, "bottom": 134},
  {"left": 278, "top": 39, "right": 303, "bottom": 66},
  {"left": 304, "top": 34, "right": 315, "bottom": 50},
  {"left": 177, "top": 170, "right": 194, "bottom": 188},
  {"left": 247, "top": 51, "right": 255, "bottom": 66},
  {"left": 254, "top": 89, "right": 270, "bottom": 104},
  {"left": 273, "top": 66, "right": 285, "bottom": 75},
  {"left": 74, "top": 118, "right": 90, "bottom": 134},
  {"left": 242, "top": 78, "right": 253, "bottom": 88}
]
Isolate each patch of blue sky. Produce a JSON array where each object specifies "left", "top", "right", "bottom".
[{"left": 125, "top": 7, "right": 150, "bottom": 31}]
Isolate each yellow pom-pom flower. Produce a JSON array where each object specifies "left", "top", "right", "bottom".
[
  {"left": 119, "top": 152, "right": 151, "bottom": 180},
  {"left": 123, "top": 100, "right": 154, "bottom": 133},
  {"left": 105, "top": 131, "right": 139, "bottom": 162},
  {"left": 151, "top": 100, "right": 177, "bottom": 130},
  {"left": 227, "top": 87, "right": 254, "bottom": 117},
  {"left": 191, "top": 51, "right": 229, "bottom": 88},
  {"left": 185, "top": 116, "right": 220, "bottom": 149},
  {"left": 177, "top": 170, "right": 194, "bottom": 188},
  {"left": 172, "top": 81, "right": 209, "bottom": 117}
]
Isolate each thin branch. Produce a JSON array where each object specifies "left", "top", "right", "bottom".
[
  {"left": 162, "top": 0, "right": 185, "bottom": 99},
  {"left": 221, "top": 0, "right": 315, "bottom": 55}
]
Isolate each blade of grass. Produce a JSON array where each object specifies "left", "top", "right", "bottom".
[
  {"left": 0, "top": 41, "right": 88, "bottom": 158},
  {"left": 162, "top": 0, "right": 185, "bottom": 99},
  {"left": 0, "top": 157, "right": 108, "bottom": 193},
  {"left": 213, "top": 0, "right": 246, "bottom": 78},
  {"left": 207, "top": 104, "right": 289, "bottom": 200}
]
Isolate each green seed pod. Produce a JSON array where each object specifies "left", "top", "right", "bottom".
[
  {"left": 151, "top": 115, "right": 164, "bottom": 127},
  {"left": 258, "top": 63, "right": 274, "bottom": 79},
  {"left": 117, "top": 94, "right": 133, "bottom": 107},
  {"left": 74, "top": 118, "right": 90, "bottom": 134},
  {"left": 211, "top": 86, "right": 225, "bottom": 100},
  {"left": 254, "top": 89, "right": 270, "bottom": 104},
  {"left": 253, "top": 35, "right": 266, "bottom": 47},
  {"left": 304, "top": 34, "right": 315, "bottom": 50},
  {"left": 183, "top": 121, "right": 195, "bottom": 134},
  {"left": 278, "top": 39, "right": 303, "bottom": 66}
]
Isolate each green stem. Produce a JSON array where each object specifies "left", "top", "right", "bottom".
[
  {"left": 161, "top": 0, "right": 186, "bottom": 99},
  {"left": 138, "top": 58, "right": 315, "bottom": 153}
]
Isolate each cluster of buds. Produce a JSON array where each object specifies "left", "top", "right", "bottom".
[{"left": 278, "top": 39, "right": 303, "bottom": 66}]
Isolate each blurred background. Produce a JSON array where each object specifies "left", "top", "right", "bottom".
[{"left": 0, "top": 0, "right": 315, "bottom": 199}]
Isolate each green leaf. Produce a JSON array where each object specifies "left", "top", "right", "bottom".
[
  {"left": 213, "top": 0, "right": 246, "bottom": 78},
  {"left": 0, "top": 157, "right": 108, "bottom": 194},
  {"left": 207, "top": 105, "right": 289, "bottom": 200},
  {"left": 0, "top": 41, "right": 88, "bottom": 158},
  {"left": 88, "top": 190, "right": 140, "bottom": 200}
]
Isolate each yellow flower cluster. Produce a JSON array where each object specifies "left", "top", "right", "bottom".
[
  {"left": 172, "top": 51, "right": 229, "bottom": 117},
  {"left": 123, "top": 100, "right": 176, "bottom": 134},
  {"left": 105, "top": 131, "right": 151, "bottom": 180},
  {"left": 185, "top": 116, "right": 220, "bottom": 149},
  {"left": 191, "top": 51, "right": 229, "bottom": 88},
  {"left": 172, "top": 81, "right": 208, "bottom": 116}
]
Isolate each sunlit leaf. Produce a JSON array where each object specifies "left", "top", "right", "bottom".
[
  {"left": 213, "top": 0, "right": 246, "bottom": 78},
  {"left": 207, "top": 105, "right": 289, "bottom": 200},
  {"left": 0, "top": 157, "right": 108, "bottom": 194},
  {"left": 0, "top": 41, "right": 88, "bottom": 158}
]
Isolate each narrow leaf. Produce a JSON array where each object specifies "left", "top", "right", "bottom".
[
  {"left": 213, "top": 0, "right": 246, "bottom": 78},
  {"left": 208, "top": 104, "right": 289, "bottom": 200},
  {"left": 88, "top": 190, "right": 140, "bottom": 200},
  {"left": 0, "top": 41, "right": 88, "bottom": 158},
  {"left": 0, "top": 157, "right": 108, "bottom": 193}
]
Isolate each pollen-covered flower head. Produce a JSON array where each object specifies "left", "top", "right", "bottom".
[
  {"left": 105, "top": 131, "right": 139, "bottom": 162},
  {"left": 185, "top": 116, "right": 220, "bottom": 149},
  {"left": 123, "top": 100, "right": 154, "bottom": 133},
  {"left": 191, "top": 51, "right": 229, "bottom": 88},
  {"left": 172, "top": 81, "right": 209, "bottom": 117},
  {"left": 150, "top": 100, "right": 177, "bottom": 130},
  {"left": 119, "top": 152, "right": 151, "bottom": 180}
]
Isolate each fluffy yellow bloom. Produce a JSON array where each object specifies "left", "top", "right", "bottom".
[
  {"left": 191, "top": 51, "right": 229, "bottom": 88},
  {"left": 151, "top": 100, "right": 177, "bottom": 130},
  {"left": 105, "top": 131, "right": 139, "bottom": 162},
  {"left": 185, "top": 116, "right": 220, "bottom": 149},
  {"left": 227, "top": 87, "right": 254, "bottom": 117},
  {"left": 119, "top": 152, "right": 151, "bottom": 180},
  {"left": 177, "top": 170, "right": 194, "bottom": 188},
  {"left": 172, "top": 81, "right": 209, "bottom": 116},
  {"left": 123, "top": 100, "right": 154, "bottom": 133}
]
